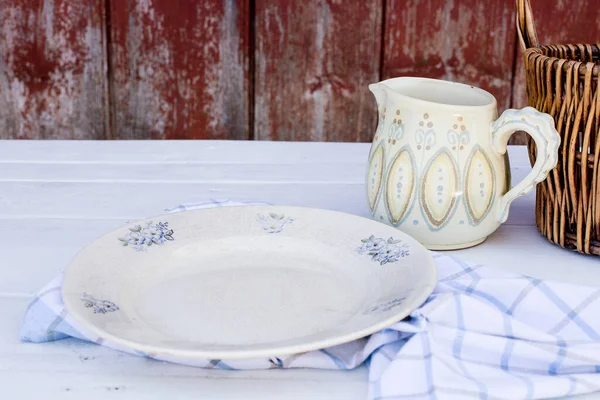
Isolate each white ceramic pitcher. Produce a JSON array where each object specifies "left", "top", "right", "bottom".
[{"left": 366, "top": 77, "right": 560, "bottom": 250}]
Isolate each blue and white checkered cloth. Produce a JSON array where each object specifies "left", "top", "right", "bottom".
[{"left": 21, "top": 200, "right": 600, "bottom": 399}]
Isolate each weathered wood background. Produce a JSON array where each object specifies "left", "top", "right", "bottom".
[{"left": 0, "top": 0, "right": 598, "bottom": 142}]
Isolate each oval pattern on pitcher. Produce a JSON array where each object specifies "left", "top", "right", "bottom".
[
  {"left": 464, "top": 145, "right": 496, "bottom": 225},
  {"left": 385, "top": 147, "right": 416, "bottom": 225},
  {"left": 420, "top": 148, "right": 459, "bottom": 230},
  {"left": 366, "top": 142, "right": 385, "bottom": 213}
]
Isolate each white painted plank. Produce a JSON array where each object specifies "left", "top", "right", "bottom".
[
  {"left": 0, "top": 297, "right": 367, "bottom": 400},
  {"left": 0, "top": 182, "right": 370, "bottom": 220},
  {"left": 0, "top": 370, "right": 367, "bottom": 400},
  {"left": 0, "top": 140, "right": 369, "bottom": 164},
  {"left": 0, "top": 142, "right": 534, "bottom": 226},
  {"left": 0, "top": 140, "right": 531, "bottom": 167},
  {"left": 0, "top": 162, "right": 364, "bottom": 183},
  {"left": 0, "top": 158, "right": 531, "bottom": 184},
  {"left": 452, "top": 224, "right": 600, "bottom": 286},
  {"left": 0, "top": 169, "right": 534, "bottom": 221},
  {"left": 0, "top": 219, "right": 127, "bottom": 295}
]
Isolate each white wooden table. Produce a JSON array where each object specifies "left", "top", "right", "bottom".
[{"left": 1, "top": 141, "right": 598, "bottom": 399}]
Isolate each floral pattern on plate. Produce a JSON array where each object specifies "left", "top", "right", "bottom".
[
  {"left": 257, "top": 213, "right": 294, "bottom": 233},
  {"left": 363, "top": 297, "right": 406, "bottom": 314},
  {"left": 118, "top": 221, "right": 174, "bottom": 251},
  {"left": 358, "top": 235, "right": 410, "bottom": 265},
  {"left": 81, "top": 293, "right": 119, "bottom": 314}
]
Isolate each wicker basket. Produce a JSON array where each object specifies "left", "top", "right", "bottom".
[{"left": 517, "top": 0, "right": 599, "bottom": 256}]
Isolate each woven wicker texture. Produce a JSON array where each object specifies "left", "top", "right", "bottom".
[{"left": 517, "top": 0, "right": 600, "bottom": 256}]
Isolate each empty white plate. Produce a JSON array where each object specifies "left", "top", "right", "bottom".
[{"left": 63, "top": 206, "right": 436, "bottom": 359}]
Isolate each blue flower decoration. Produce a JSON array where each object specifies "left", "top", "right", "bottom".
[
  {"left": 118, "top": 221, "right": 174, "bottom": 251},
  {"left": 257, "top": 213, "right": 293, "bottom": 234},
  {"left": 358, "top": 235, "right": 410, "bottom": 265},
  {"left": 81, "top": 293, "right": 119, "bottom": 314}
]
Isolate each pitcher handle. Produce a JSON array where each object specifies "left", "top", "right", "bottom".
[{"left": 491, "top": 107, "right": 560, "bottom": 223}]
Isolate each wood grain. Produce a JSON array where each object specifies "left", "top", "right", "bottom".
[
  {"left": 108, "top": 0, "right": 250, "bottom": 140},
  {"left": 4, "top": 0, "right": 600, "bottom": 143},
  {"left": 382, "top": 0, "right": 516, "bottom": 113},
  {"left": 0, "top": 0, "right": 108, "bottom": 139},
  {"left": 254, "top": 0, "right": 382, "bottom": 142}
]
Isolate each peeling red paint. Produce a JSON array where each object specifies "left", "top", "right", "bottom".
[
  {"left": 1, "top": 0, "right": 600, "bottom": 142},
  {"left": 383, "top": 0, "right": 516, "bottom": 113},
  {"left": 109, "top": 0, "right": 250, "bottom": 140},
  {"left": 0, "top": 0, "right": 108, "bottom": 139},
  {"left": 254, "top": 0, "right": 382, "bottom": 142}
]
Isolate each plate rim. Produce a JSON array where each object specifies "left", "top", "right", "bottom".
[{"left": 62, "top": 205, "right": 437, "bottom": 360}]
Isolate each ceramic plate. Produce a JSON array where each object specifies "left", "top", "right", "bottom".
[{"left": 63, "top": 206, "right": 436, "bottom": 360}]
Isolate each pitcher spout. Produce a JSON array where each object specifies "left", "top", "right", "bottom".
[{"left": 368, "top": 82, "right": 388, "bottom": 116}]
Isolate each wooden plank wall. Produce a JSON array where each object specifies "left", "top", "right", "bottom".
[
  {"left": 1, "top": 0, "right": 599, "bottom": 142},
  {"left": 382, "top": 0, "right": 515, "bottom": 112},
  {"left": 254, "top": 1, "right": 382, "bottom": 141},
  {"left": 0, "top": 0, "right": 108, "bottom": 139},
  {"left": 108, "top": 0, "right": 250, "bottom": 140}
]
